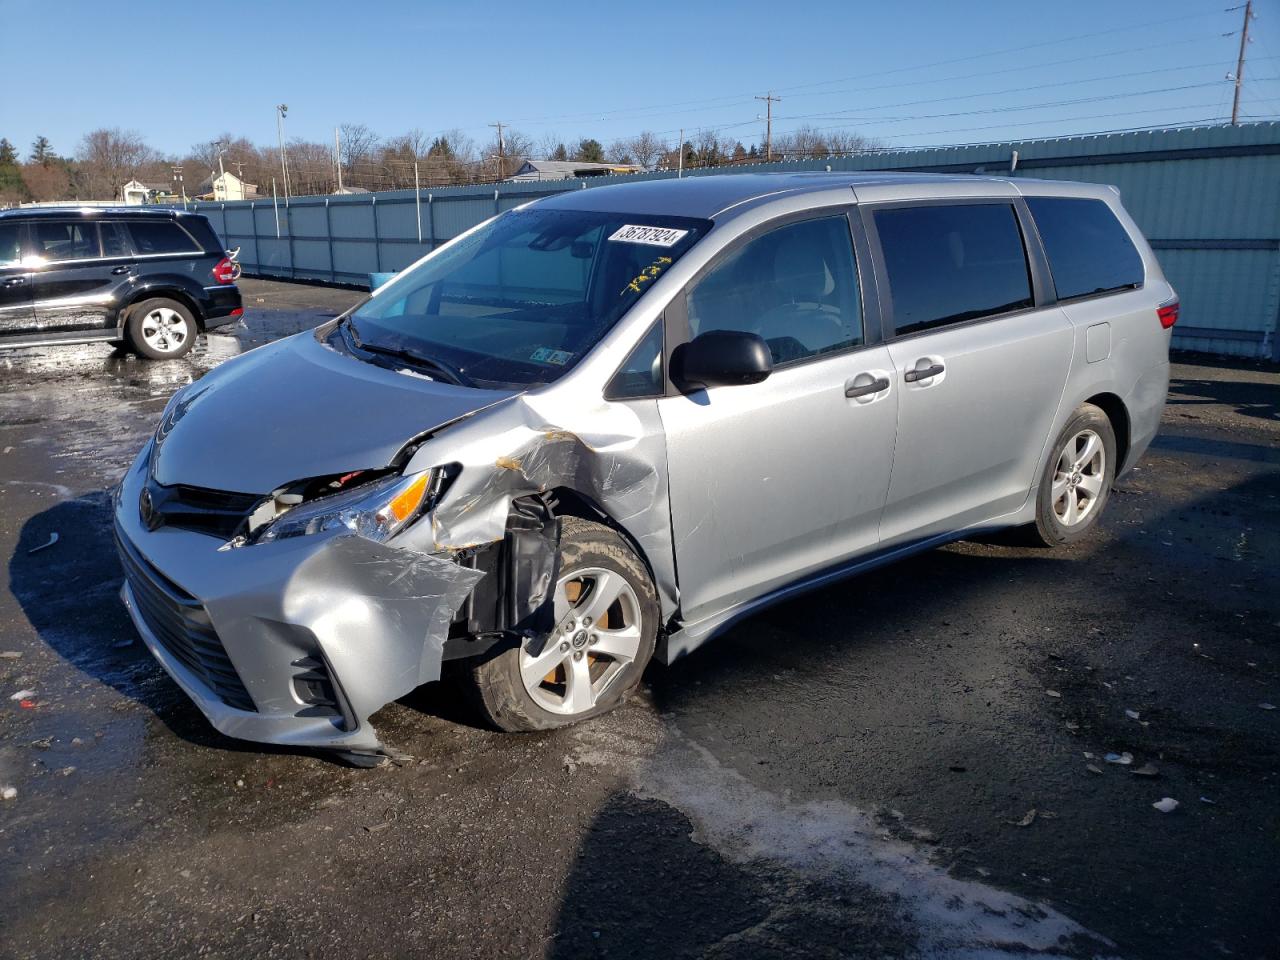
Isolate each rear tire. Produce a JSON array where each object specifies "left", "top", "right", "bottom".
[
  {"left": 1024, "top": 403, "right": 1116, "bottom": 547},
  {"left": 125, "top": 297, "right": 196, "bottom": 360},
  {"left": 468, "top": 517, "right": 659, "bottom": 732}
]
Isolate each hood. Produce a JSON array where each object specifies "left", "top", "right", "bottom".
[{"left": 150, "top": 331, "right": 515, "bottom": 494}]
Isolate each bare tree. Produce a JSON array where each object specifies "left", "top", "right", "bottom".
[
  {"left": 481, "top": 127, "right": 533, "bottom": 179},
  {"left": 287, "top": 139, "right": 339, "bottom": 196},
  {"left": 606, "top": 139, "right": 634, "bottom": 164},
  {"left": 76, "top": 128, "right": 159, "bottom": 200},
  {"left": 339, "top": 123, "right": 380, "bottom": 170},
  {"left": 626, "top": 131, "right": 664, "bottom": 169}
]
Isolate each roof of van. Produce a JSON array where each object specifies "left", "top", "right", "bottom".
[{"left": 533, "top": 171, "right": 1102, "bottom": 220}]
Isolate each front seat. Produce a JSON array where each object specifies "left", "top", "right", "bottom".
[{"left": 754, "top": 241, "right": 849, "bottom": 362}]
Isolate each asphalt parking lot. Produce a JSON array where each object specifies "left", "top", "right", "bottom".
[{"left": 1, "top": 278, "right": 1277, "bottom": 960}]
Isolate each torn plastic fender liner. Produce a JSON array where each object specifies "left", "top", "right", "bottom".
[{"left": 460, "top": 492, "right": 562, "bottom": 645}]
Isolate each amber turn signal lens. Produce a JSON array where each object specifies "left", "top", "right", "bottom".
[{"left": 386, "top": 472, "right": 430, "bottom": 524}]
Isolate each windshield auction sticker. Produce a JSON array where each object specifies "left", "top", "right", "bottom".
[{"left": 608, "top": 224, "right": 689, "bottom": 247}]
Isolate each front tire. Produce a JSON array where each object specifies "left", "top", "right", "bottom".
[
  {"left": 125, "top": 298, "right": 196, "bottom": 360},
  {"left": 1026, "top": 403, "right": 1116, "bottom": 546},
  {"left": 468, "top": 517, "right": 659, "bottom": 732}
]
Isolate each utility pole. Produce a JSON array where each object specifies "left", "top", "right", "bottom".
[
  {"left": 233, "top": 160, "right": 246, "bottom": 196},
  {"left": 276, "top": 104, "right": 290, "bottom": 201},
  {"left": 488, "top": 122, "right": 505, "bottom": 180},
  {"left": 755, "top": 92, "right": 780, "bottom": 161},
  {"left": 172, "top": 164, "right": 186, "bottom": 207},
  {"left": 334, "top": 126, "right": 344, "bottom": 193},
  {"left": 1231, "top": 0, "right": 1254, "bottom": 126},
  {"left": 677, "top": 128, "right": 683, "bottom": 178},
  {"left": 215, "top": 140, "right": 226, "bottom": 200}
]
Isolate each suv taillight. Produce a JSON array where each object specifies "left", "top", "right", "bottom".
[
  {"left": 1157, "top": 298, "right": 1179, "bottom": 329},
  {"left": 212, "top": 257, "right": 237, "bottom": 284}
]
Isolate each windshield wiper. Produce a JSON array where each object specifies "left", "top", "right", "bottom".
[{"left": 358, "top": 340, "right": 475, "bottom": 388}]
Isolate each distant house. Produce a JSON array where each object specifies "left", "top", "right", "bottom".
[
  {"left": 194, "top": 171, "right": 259, "bottom": 202},
  {"left": 508, "top": 159, "right": 644, "bottom": 181}
]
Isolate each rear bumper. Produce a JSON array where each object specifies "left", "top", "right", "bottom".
[
  {"left": 113, "top": 445, "right": 481, "bottom": 755},
  {"left": 201, "top": 285, "right": 242, "bottom": 327}
]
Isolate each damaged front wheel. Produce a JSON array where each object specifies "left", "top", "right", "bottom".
[{"left": 469, "top": 518, "right": 658, "bottom": 731}]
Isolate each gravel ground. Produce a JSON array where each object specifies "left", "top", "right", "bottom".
[{"left": 0, "top": 279, "right": 1276, "bottom": 960}]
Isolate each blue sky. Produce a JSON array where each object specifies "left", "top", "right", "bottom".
[{"left": 1, "top": 0, "right": 1277, "bottom": 160}]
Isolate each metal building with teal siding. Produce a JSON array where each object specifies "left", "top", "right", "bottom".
[{"left": 188, "top": 122, "right": 1280, "bottom": 360}]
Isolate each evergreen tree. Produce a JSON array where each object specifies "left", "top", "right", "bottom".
[
  {"left": 0, "top": 139, "right": 16, "bottom": 165},
  {"left": 574, "top": 138, "right": 604, "bottom": 163},
  {"left": 30, "top": 135, "right": 54, "bottom": 165}
]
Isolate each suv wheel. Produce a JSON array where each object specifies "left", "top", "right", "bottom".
[
  {"left": 126, "top": 298, "right": 196, "bottom": 360},
  {"left": 1026, "top": 402, "right": 1117, "bottom": 546},
  {"left": 468, "top": 517, "right": 659, "bottom": 732}
]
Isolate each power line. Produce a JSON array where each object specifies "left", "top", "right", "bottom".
[{"left": 754, "top": 93, "right": 780, "bottom": 160}]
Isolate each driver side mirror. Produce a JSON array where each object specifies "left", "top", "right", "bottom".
[{"left": 672, "top": 330, "right": 773, "bottom": 391}]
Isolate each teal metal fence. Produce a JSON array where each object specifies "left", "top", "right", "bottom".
[{"left": 182, "top": 122, "right": 1280, "bottom": 359}]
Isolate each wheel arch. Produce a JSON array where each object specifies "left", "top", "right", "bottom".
[
  {"left": 547, "top": 486, "right": 664, "bottom": 609},
  {"left": 121, "top": 286, "right": 205, "bottom": 332},
  {"left": 1082, "top": 391, "right": 1131, "bottom": 472}
]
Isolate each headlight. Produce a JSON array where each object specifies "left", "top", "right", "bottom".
[{"left": 252, "top": 469, "right": 438, "bottom": 546}]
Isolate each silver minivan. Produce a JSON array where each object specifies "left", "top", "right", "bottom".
[{"left": 114, "top": 172, "right": 1174, "bottom": 763}]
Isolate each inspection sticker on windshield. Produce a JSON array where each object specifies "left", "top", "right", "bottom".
[
  {"left": 530, "top": 347, "right": 573, "bottom": 365},
  {"left": 608, "top": 224, "right": 688, "bottom": 247}
]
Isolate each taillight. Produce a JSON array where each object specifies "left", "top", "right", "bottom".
[
  {"left": 1157, "top": 299, "right": 1179, "bottom": 329},
  {"left": 212, "top": 257, "right": 237, "bottom": 284}
]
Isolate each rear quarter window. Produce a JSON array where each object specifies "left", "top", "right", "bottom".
[
  {"left": 126, "top": 220, "right": 200, "bottom": 255},
  {"left": 1026, "top": 197, "right": 1144, "bottom": 301},
  {"left": 874, "top": 203, "right": 1033, "bottom": 336}
]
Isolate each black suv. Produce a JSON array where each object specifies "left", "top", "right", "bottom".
[{"left": 0, "top": 207, "right": 242, "bottom": 359}]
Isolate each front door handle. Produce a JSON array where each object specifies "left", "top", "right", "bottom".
[
  {"left": 903, "top": 362, "right": 944, "bottom": 383},
  {"left": 845, "top": 376, "right": 890, "bottom": 398},
  {"left": 2, "top": 276, "right": 26, "bottom": 287},
  {"left": 110, "top": 265, "right": 132, "bottom": 275}
]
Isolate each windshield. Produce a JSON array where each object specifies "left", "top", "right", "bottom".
[{"left": 347, "top": 207, "right": 709, "bottom": 388}]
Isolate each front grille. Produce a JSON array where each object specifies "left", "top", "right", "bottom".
[
  {"left": 115, "top": 528, "right": 256, "bottom": 712},
  {"left": 145, "top": 478, "right": 261, "bottom": 539}
]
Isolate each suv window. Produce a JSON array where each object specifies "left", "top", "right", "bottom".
[
  {"left": 874, "top": 203, "right": 1033, "bottom": 336},
  {"left": 0, "top": 222, "right": 20, "bottom": 267},
  {"left": 100, "top": 222, "right": 130, "bottom": 258},
  {"left": 33, "top": 220, "right": 101, "bottom": 261},
  {"left": 1026, "top": 197, "right": 1144, "bottom": 300},
  {"left": 687, "top": 215, "right": 862, "bottom": 366},
  {"left": 126, "top": 220, "right": 199, "bottom": 255}
]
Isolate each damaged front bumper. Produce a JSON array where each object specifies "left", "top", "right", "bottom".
[{"left": 113, "top": 449, "right": 482, "bottom": 757}]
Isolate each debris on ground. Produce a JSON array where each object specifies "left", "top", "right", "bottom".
[
  {"left": 1, "top": 786, "right": 16, "bottom": 801},
  {"left": 1009, "top": 808, "right": 1038, "bottom": 827},
  {"left": 1131, "top": 763, "right": 1160, "bottom": 777},
  {"left": 110, "top": 638, "right": 134, "bottom": 649},
  {"left": 1104, "top": 752, "right": 1134, "bottom": 765},
  {"left": 1200, "top": 796, "right": 1217, "bottom": 805},
  {"left": 1125, "top": 709, "right": 1141, "bottom": 720},
  {"left": 0, "top": 651, "right": 21, "bottom": 659},
  {"left": 27, "top": 532, "right": 59, "bottom": 555},
  {"left": 1260, "top": 703, "right": 1276, "bottom": 711},
  {"left": 1086, "top": 764, "right": 1103, "bottom": 774},
  {"left": 1152, "top": 798, "right": 1180, "bottom": 813},
  {"left": 9, "top": 688, "right": 36, "bottom": 701},
  {"left": 1045, "top": 690, "right": 1062, "bottom": 699}
]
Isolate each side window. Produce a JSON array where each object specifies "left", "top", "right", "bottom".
[
  {"left": 1026, "top": 197, "right": 1144, "bottom": 300},
  {"left": 0, "top": 223, "right": 20, "bottom": 267},
  {"left": 126, "top": 220, "right": 199, "bottom": 255},
  {"left": 687, "top": 215, "right": 862, "bottom": 366},
  {"left": 100, "top": 222, "right": 129, "bottom": 258},
  {"left": 874, "top": 203, "right": 1033, "bottom": 336},
  {"left": 605, "top": 320, "right": 664, "bottom": 400},
  {"left": 33, "top": 220, "right": 101, "bottom": 261}
]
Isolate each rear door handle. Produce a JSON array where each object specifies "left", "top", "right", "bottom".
[
  {"left": 110, "top": 265, "right": 132, "bottom": 275},
  {"left": 903, "top": 362, "right": 944, "bottom": 383},
  {"left": 2, "top": 277, "right": 26, "bottom": 287},
  {"left": 845, "top": 375, "right": 890, "bottom": 398}
]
